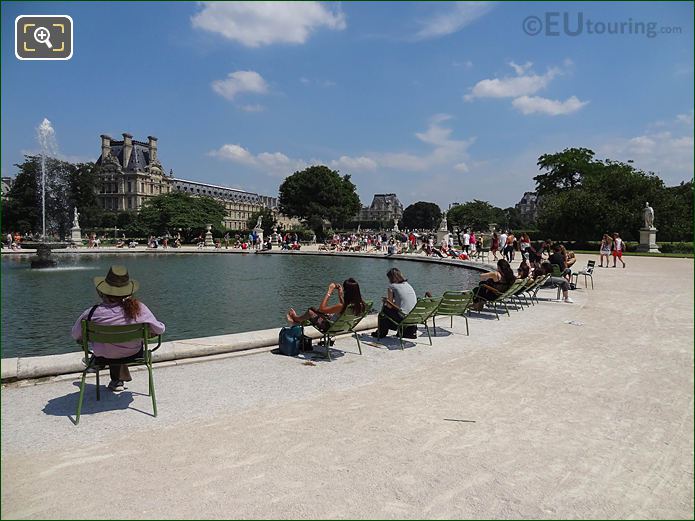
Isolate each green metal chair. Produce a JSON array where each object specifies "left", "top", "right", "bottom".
[
  {"left": 476, "top": 279, "right": 526, "bottom": 319},
  {"left": 76, "top": 321, "right": 162, "bottom": 425},
  {"left": 380, "top": 296, "right": 442, "bottom": 349},
  {"left": 433, "top": 291, "right": 474, "bottom": 336},
  {"left": 308, "top": 301, "right": 373, "bottom": 361}
]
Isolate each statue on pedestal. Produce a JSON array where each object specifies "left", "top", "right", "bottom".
[
  {"left": 72, "top": 207, "right": 80, "bottom": 228},
  {"left": 255, "top": 215, "right": 263, "bottom": 231},
  {"left": 643, "top": 202, "right": 655, "bottom": 229},
  {"left": 439, "top": 212, "right": 448, "bottom": 232}
]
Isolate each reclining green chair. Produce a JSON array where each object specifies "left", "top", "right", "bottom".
[
  {"left": 433, "top": 291, "right": 474, "bottom": 336},
  {"left": 76, "top": 321, "right": 162, "bottom": 425},
  {"left": 380, "top": 296, "right": 442, "bottom": 349},
  {"left": 308, "top": 301, "right": 373, "bottom": 361},
  {"left": 475, "top": 279, "right": 526, "bottom": 319}
]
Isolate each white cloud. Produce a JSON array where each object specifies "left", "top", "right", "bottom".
[
  {"left": 192, "top": 1, "right": 346, "bottom": 48},
  {"left": 509, "top": 61, "right": 533, "bottom": 75},
  {"left": 598, "top": 128, "right": 694, "bottom": 183},
  {"left": 212, "top": 71, "right": 269, "bottom": 101},
  {"left": 512, "top": 95, "right": 588, "bottom": 116},
  {"left": 414, "top": 1, "right": 494, "bottom": 40},
  {"left": 676, "top": 111, "right": 694, "bottom": 125},
  {"left": 210, "top": 144, "right": 256, "bottom": 164},
  {"left": 331, "top": 155, "right": 378, "bottom": 171},
  {"left": 208, "top": 115, "right": 476, "bottom": 181},
  {"left": 464, "top": 63, "right": 561, "bottom": 100},
  {"left": 375, "top": 115, "right": 475, "bottom": 171},
  {"left": 209, "top": 144, "right": 307, "bottom": 177}
]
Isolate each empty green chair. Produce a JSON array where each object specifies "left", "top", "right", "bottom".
[
  {"left": 433, "top": 291, "right": 474, "bottom": 336},
  {"left": 76, "top": 322, "right": 162, "bottom": 425},
  {"left": 308, "top": 301, "right": 373, "bottom": 361},
  {"left": 380, "top": 296, "right": 442, "bottom": 349}
]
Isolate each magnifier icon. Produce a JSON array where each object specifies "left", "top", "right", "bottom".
[{"left": 33, "top": 26, "right": 53, "bottom": 49}]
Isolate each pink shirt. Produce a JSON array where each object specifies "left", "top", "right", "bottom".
[{"left": 71, "top": 301, "right": 166, "bottom": 359}]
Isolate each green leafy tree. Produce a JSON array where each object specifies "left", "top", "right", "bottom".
[
  {"left": 401, "top": 201, "right": 442, "bottom": 230},
  {"left": 279, "top": 165, "right": 361, "bottom": 235},
  {"left": 69, "top": 162, "right": 103, "bottom": 229},
  {"left": 534, "top": 147, "right": 598, "bottom": 196},
  {"left": 534, "top": 150, "right": 675, "bottom": 241},
  {"left": 138, "top": 192, "right": 225, "bottom": 240},
  {"left": 447, "top": 200, "right": 506, "bottom": 232},
  {"left": 246, "top": 208, "right": 278, "bottom": 236}
]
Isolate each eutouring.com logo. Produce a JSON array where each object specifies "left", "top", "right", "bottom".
[{"left": 522, "top": 12, "right": 682, "bottom": 38}]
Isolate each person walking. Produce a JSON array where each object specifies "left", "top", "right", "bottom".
[
  {"left": 612, "top": 232, "right": 626, "bottom": 268},
  {"left": 599, "top": 233, "right": 612, "bottom": 267}
]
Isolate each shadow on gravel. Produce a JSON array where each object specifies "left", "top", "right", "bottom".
[{"left": 42, "top": 381, "right": 152, "bottom": 424}]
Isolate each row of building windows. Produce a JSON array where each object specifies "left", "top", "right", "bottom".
[{"left": 101, "top": 182, "right": 168, "bottom": 195}]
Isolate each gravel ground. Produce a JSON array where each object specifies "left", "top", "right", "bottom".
[{"left": 1, "top": 254, "right": 693, "bottom": 519}]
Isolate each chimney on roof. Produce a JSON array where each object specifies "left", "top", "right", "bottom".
[
  {"left": 100, "top": 134, "right": 112, "bottom": 160},
  {"left": 122, "top": 133, "right": 133, "bottom": 169},
  {"left": 147, "top": 135, "right": 158, "bottom": 162}
]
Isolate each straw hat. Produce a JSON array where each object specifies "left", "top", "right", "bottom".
[{"left": 94, "top": 265, "right": 139, "bottom": 297}]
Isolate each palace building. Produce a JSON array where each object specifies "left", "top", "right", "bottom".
[{"left": 95, "top": 133, "right": 295, "bottom": 230}]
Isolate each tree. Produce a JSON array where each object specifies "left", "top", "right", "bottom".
[
  {"left": 447, "top": 200, "right": 506, "bottom": 232},
  {"left": 401, "top": 201, "right": 442, "bottom": 230},
  {"left": 534, "top": 147, "right": 598, "bottom": 196},
  {"left": 246, "top": 207, "right": 277, "bottom": 236},
  {"left": 137, "top": 191, "right": 225, "bottom": 239},
  {"left": 534, "top": 149, "right": 678, "bottom": 241},
  {"left": 279, "top": 165, "right": 361, "bottom": 235}
]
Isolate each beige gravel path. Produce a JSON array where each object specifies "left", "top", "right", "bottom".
[{"left": 2, "top": 254, "right": 693, "bottom": 519}]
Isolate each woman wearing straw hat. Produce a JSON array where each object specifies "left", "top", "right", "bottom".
[{"left": 71, "top": 265, "right": 165, "bottom": 392}]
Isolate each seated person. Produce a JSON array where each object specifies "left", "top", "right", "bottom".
[
  {"left": 548, "top": 244, "right": 568, "bottom": 276},
  {"left": 517, "top": 260, "right": 531, "bottom": 279},
  {"left": 286, "top": 279, "right": 366, "bottom": 332},
  {"left": 471, "top": 259, "right": 517, "bottom": 310},
  {"left": 71, "top": 265, "right": 166, "bottom": 392},
  {"left": 538, "top": 261, "right": 573, "bottom": 303},
  {"left": 372, "top": 268, "right": 417, "bottom": 339},
  {"left": 128, "top": 240, "right": 138, "bottom": 248}
]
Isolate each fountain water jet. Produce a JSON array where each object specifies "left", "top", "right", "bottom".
[{"left": 30, "top": 118, "right": 65, "bottom": 268}]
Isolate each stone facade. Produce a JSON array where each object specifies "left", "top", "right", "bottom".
[
  {"left": 95, "top": 133, "right": 172, "bottom": 211},
  {"left": 358, "top": 193, "right": 403, "bottom": 222},
  {"left": 96, "top": 133, "right": 295, "bottom": 231},
  {"left": 172, "top": 177, "right": 278, "bottom": 231},
  {"left": 515, "top": 191, "right": 541, "bottom": 224}
]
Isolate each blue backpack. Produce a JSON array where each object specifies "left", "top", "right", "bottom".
[{"left": 278, "top": 325, "right": 303, "bottom": 356}]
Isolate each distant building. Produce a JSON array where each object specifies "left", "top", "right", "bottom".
[
  {"left": 358, "top": 193, "right": 403, "bottom": 223},
  {"left": 96, "top": 133, "right": 290, "bottom": 230},
  {"left": 95, "top": 133, "right": 172, "bottom": 212},
  {"left": 515, "top": 191, "right": 541, "bottom": 224}
]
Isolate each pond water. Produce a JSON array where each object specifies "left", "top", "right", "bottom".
[{"left": 1, "top": 253, "right": 482, "bottom": 358}]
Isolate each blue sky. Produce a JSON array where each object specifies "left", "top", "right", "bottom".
[{"left": 2, "top": 1, "right": 693, "bottom": 208}]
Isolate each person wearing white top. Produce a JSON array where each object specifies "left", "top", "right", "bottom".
[
  {"left": 462, "top": 230, "right": 470, "bottom": 253},
  {"left": 611, "top": 232, "right": 626, "bottom": 268}
]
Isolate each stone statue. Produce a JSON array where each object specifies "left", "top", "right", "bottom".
[
  {"left": 393, "top": 218, "right": 400, "bottom": 233},
  {"left": 72, "top": 207, "right": 80, "bottom": 228},
  {"left": 439, "top": 212, "right": 448, "bottom": 232},
  {"left": 643, "top": 202, "right": 654, "bottom": 229},
  {"left": 255, "top": 215, "right": 263, "bottom": 230}
]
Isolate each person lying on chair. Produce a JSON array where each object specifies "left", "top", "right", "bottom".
[{"left": 286, "top": 278, "right": 366, "bottom": 332}]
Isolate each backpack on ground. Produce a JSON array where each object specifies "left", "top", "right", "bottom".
[{"left": 278, "top": 325, "right": 303, "bottom": 356}]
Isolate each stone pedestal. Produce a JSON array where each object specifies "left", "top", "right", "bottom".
[
  {"left": 436, "top": 229, "right": 450, "bottom": 247},
  {"left": 70, "top": 226, "right": 82, "bottom": 247},
  {"left": 204, "top": 224, "right": 214, "bottom": 247},
  {"left": 636, "top": 227, "right": 660, "bottom": 253}
]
